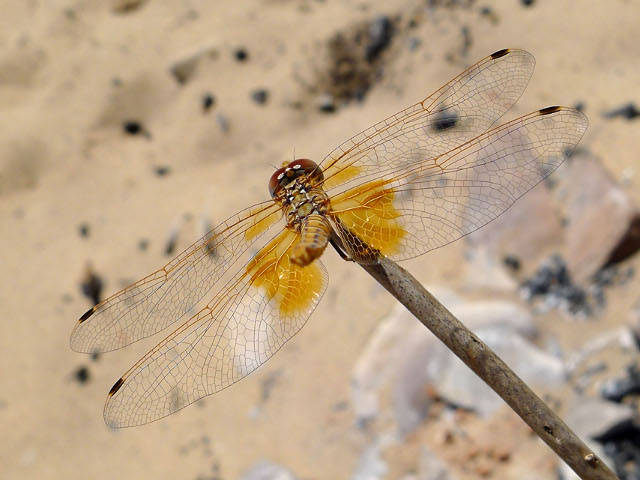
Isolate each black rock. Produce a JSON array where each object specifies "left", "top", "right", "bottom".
[
  {"left": 79, "top": 223, "right": 90, "bottom": 238},
  {"left": 601, "top": 364, "right": 640, "bottom": 403},
  {"left": 123, "top": 120, "right": 143, "bottom": 135},
  {"left": 81, "top": 269, "right": 103, "bottom": 305},
  {"left": 432, "top": 109, "right": 459, "bottom": 131},
  {"left": 521, "top": 0, "right": 535, "bottom": 6},
  {"left": 138, "top": 238, "right": 149, "bottom": 251},
  {"left": 154, "top": 166, "right": 170, "bottom": 177},
  {"left": 74, "top": 366, "right": 90, "bottom": 384},
  {"left": 503, "top": 255, "right": 521, "bottom": 272},
  {"left": 202, "top": 93, "right": 215, "bottom": 112},
  {"left": 365, "top": 16, "right": 393, "bottom": 62},
  {"left": 521, "top": 254, "right": 592, "bottom": 316},
  {"left": 233, "top": 47, "right": 248, "bottom": 62},
  {"left": 603, "top": 103, "right": 640, "bottom": 120},
  {"left": 316, "top": 94, "right": 336, "bottom": 113},
  {"left": 251, "top": 88, "right": 269, "bottom": 105}
]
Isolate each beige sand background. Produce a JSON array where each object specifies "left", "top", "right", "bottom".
[{"left": 2, "top": 0, "right": 640, "bottom": 479}]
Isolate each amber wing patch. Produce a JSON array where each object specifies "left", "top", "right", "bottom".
[
  {"left": 329, "top": 179, "right": 406, "bottom": 261},
  {"left": 244, "top": 203, "right": 282, "bottom": 241},
  {"left": 246, "top": 229, "right": 326, "bottom": 315}
]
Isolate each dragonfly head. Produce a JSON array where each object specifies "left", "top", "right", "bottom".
[{"left": 269, "top": 159, "right": 324, "bottom": 198}]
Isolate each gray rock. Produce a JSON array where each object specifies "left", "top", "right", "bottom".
[
  {"left": 435, "top": 326, "right": 566, "bottom": 417},
  {"left": 351, "top": 288, "right": 461, "bottom": 429},
  {"left": 351, "top": 435, "right": 393, "bottom": 480},
  {"left": 559, "top": 397, "right": 634, "bottom": 480},
  {"left": 352, "top": 293, "right": 547, "bottom": 433},
  {"left": 415, "top": 447, "right": 455, "bottom": 480},
  {"left": 241, "top": 461, "right": 298, "bottom": 480},
  {"left": 169, "top": 42, "right": 219, "bottom": 85},
  {"left": 564, "top": 152, "right": 640, "bottom": 283},
  {"left": 466, "top": 184, "right": 563, "bottom": 263}
]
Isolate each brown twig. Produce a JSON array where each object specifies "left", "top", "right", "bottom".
[{"left": 360, "top": 256, "right": 619, "bottom": 480}]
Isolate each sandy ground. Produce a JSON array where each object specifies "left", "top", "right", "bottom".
[{"left": 2, "top": 0, "right": 640, "bottom": 479}]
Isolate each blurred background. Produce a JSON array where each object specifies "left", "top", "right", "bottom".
[{"left": 2, "top": 0, "right": 640, "bottom": 479}]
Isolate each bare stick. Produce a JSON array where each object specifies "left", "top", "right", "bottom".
[{"left": 361, "top": 256, "right": 618, "bottom": 480}]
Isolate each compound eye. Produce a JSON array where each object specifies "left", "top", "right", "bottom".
[
  {"left": 288, "top": 159, "right": 324, "bottom": 184},
  {"left": 268, "top": 167, "right": 287, "bottom": 197}
]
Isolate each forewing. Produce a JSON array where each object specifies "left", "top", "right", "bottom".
[
  {"left": 103, "top": 228, "right": 328, "bottom": 427},
  {"left": 70, "top": 201, "right": 282, "bottom": 353},
  {"left": 319, "top": 49, "right": 535, "bottom": 192},
  {"left": 329, "top": 107, "right": 588, "bottom": 263}
]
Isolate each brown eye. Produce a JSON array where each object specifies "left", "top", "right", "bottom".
[
  {"left": 288, "top": 159, "right": 324, "bottom": 183},
  {"left": 268, "top": 167, "right": 287, "bottom": 197}
]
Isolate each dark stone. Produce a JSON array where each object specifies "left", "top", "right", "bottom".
[
  {"left": 79, "top": 223, "right": 89, "bottom": 238},
  {"left": 503, "top": 255, "right": 521, "bottom": 272},
  {"left": 123, "top": 121, "right": 142, "bottom": 135},
  {"left": 317, "top": 94, "right": 336, "bottom": 113},
  {"left": 202, "top": 93, "right": 215, "bottom": 112},
  {"left": 81, "top": 269, "right": 103, "bottom": 305},
  {"left": 234, "top": 48, "right": 248, "bottom": 62},
  {"left": 365, "top": 16, "right": 393, "bottom": 62},
  {"left": 74, "top": 366, "right": 90, "bottom": 384},
  {"left": 601, "top": 364, "right": 640, "bottom": 403},
  {"left": 251, "top": 88, "right": 269, "bottom": 105},
  {"left": 154, "top": 166, "right": 170, "bottom": 177},
  {"left": 521, "top": 254, "right": 592, "bottom": 316},
  {"left": 603, "top": 103, "right": 640, "bottom": 120},
  {"left": 138, "top": 238, "right": 149, "bottom": 251},
  {"left": 521, "top": 0, "right": 535, "bottom": 6},
  {"left": 432, "top": 109, "right": 458, "bottom": 131}
]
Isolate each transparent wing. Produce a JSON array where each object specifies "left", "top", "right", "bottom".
[
  {"left": 70, "top": 201, "right": 282, "bottom": 353},
  {"left": 318, "top": 48, "right": 536, "bottom": 192},
  {"left": 329, "top": 107, "right": 588, "bottom": 263},
  {"left": 103, "top": 228, "right": 328, "bottom": 427}
]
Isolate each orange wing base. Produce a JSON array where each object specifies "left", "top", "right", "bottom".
[{"left": 330, "top": 179, "right": 406, "bottom": 260}]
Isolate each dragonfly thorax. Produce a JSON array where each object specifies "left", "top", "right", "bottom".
[
  {"left": 269, "top": 159, "right": 329, "bottom": 231},
  {"left": 281, "top": 181, "right": 329, "bottom": 231}
]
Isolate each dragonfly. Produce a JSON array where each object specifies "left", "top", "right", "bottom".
[{"left": 71, "top": 48, "right": 588, "bottom": 427}]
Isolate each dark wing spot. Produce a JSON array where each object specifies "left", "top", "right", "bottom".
[
  {"left": 490, "top": 48, "right": 510, "bottom": 59},
  {"left": 108, "top": 377, "right": 125, "bottom": 397},
  {"left": 79, "top": 307, "right": 95, "bottom": 323},
  {"left": 539, "top": 106, "right": 562, "bottom": 115},
  {"left": 432, "top": 110, "right": 459, "bottom": 131}
]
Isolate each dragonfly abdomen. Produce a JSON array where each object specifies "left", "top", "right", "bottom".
[{"left": 290, "top": 213, "right": 332, "bottom": 266}]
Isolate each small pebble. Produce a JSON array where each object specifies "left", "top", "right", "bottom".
[
  {"left": 74, "top": 366, "right": 90, "bottom": 384},
  {"left": 154, "top": 166, "right": 170, "bottom": 177},
  {"left": 521, "top": 0, "right": 535, "bottom": 6},
  {"left": 503, "top": 255, "right": 521, "bottom": 272},
  {"left": 316, "top": 94, "right": 336, "bottom": 113},
  {"left": 138, "top": 238, "right": 149, "bottom": 251},
  {"left": 216, "top": 112, "right": 230, "bottom": 132},
  {"left": 233, "top": 48, "right": 248, "bottom": 62},
  {"left": 81, "top": 268, "right": 103, "bottom": 305},
  {"left": 365, "top": 16, "right": 393, "bottom": 62},
  {"left": 251, "top": 89, "right": 269, "bottom": 105},
  {"left": 202, "top": 93, "right": 215, "bottom": 112},
  {"left": 123, "top": 120, "right": 142, "bottom": 135},
  {"left": 603, "top": 103, "right": 640, "bottom": 120},
  {"left": 79, "top": 223, "right": 90, "bottom": 238}
]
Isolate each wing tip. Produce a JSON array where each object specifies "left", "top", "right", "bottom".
[
  {"left": 78, "top": 306, "right": 95, "bottom": 323},
  {"left": 539, "top": 105, "right": 563, "bottom": 115},
  {"left": 108, "top": 377, "right": 125, "bottom": 397},
  {"left": 490, "top": 48, "right": 511, "bottom": 59}
]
